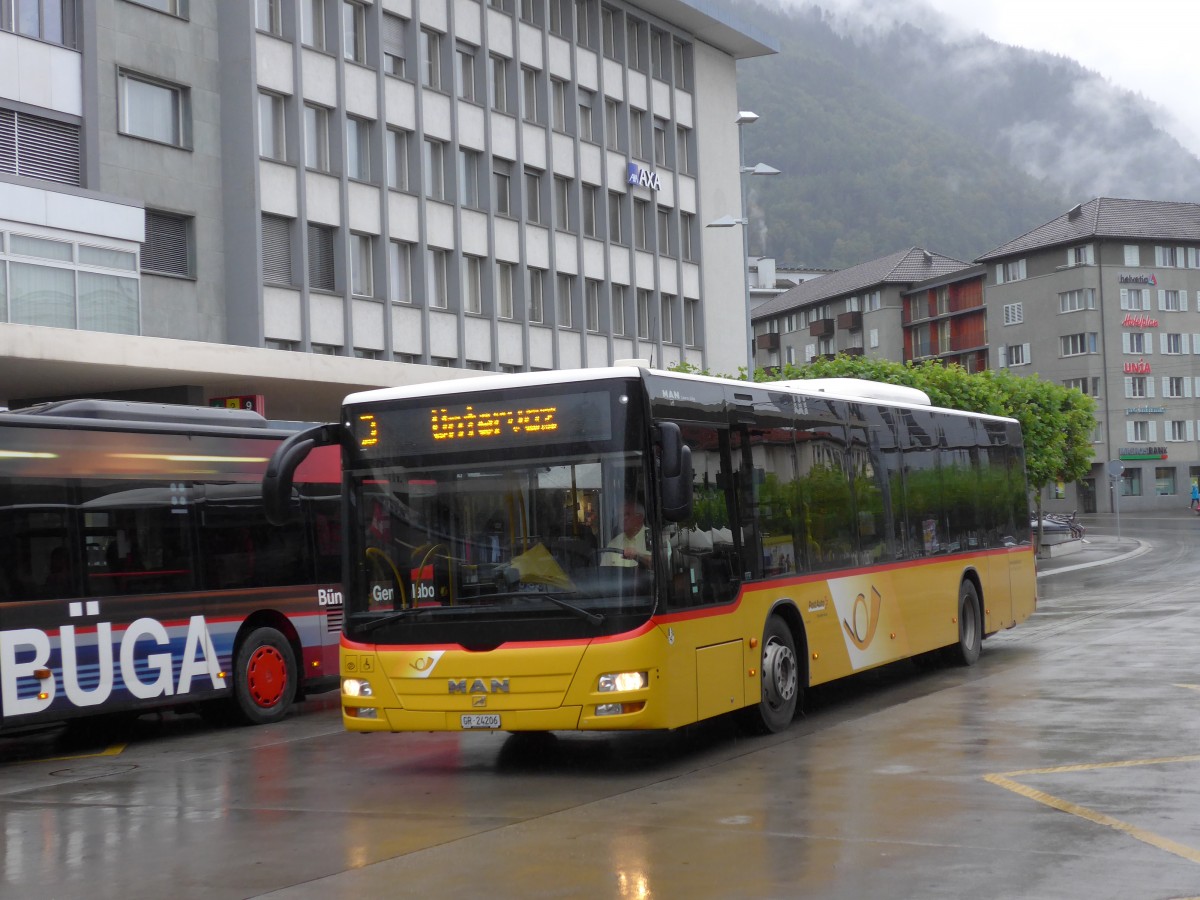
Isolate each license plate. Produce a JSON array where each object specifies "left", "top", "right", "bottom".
[{"left": 461, "top": 714, "right": 501, "bottom": 729}]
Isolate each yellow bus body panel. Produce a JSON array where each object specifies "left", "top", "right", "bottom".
[{"left": 340, "top": 546, "right": 1036, "bottom": 733}]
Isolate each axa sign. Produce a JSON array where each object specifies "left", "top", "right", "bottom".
[{"left": 627, "top": 163, "right": 661, "bottom": 191}]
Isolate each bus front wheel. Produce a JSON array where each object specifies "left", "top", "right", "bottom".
[
  {"left": 742, "top": 615, "right": 800, "bottom": 734},
  {"left": 231, "top": 627, "right": 298, "bottom": 725},
  {"left": 945, "top": 580, "right": 982, "bottom": 667}
]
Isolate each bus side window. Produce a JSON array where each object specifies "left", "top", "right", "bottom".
[{"left": 668, "top": 424, "right": 739, "bottom": 608}]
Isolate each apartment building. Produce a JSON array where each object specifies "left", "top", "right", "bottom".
[
  {"left": 749, "top": 247, "right": 972, "bottom": 372},
  {"left": 980, "top": 198, "right": 1200, "bottom": 513},
  {"left": 0, "top": 0, "right": 774, "bottom": 418}
]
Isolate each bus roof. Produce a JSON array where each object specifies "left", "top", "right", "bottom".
[{"left": 344, "top": 365, "right": 1016, "bottom": 423}]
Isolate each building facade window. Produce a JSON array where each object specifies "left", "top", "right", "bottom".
[
  {"left": 457, "top": 42, "right": 479, "bottom": 102},
  {"left": 1058, "top": 288, "right": 1095, "bottom": 313},
  {"left": 427, "top": 247, "right": 449, "bottom": 308},
  {"left": 491, "top": 55, "right": 511, "bottom": 112},
  {"left": 497, "top": 261, "right": 515, "bottom": 318},
  {"left": 1125, "top": 375, "right": 1150, "bottom": 399},
  {"left": 258, "top": 91, "right": 286, "bottom": 160},
  {"left": 585, "top": 278, "right": 600, "bottom": 331},
  {"left": 422, "top": 29, "right": 445, "bottom": 90},
  {"left": 1163, "top": 332, "right": 1185, "bottom": 354},
  {"left": 1161, "top": 289, "right": 1185, "bottom": 311},
  {"left": 1121, "top": 468, "right": 1142, "bottom": 496},
  {"left": 1156, "top": 467, "right": 1175, "bottom": 496},
  {"left": 1121, "top": 288, "right": 1149, "bottom": 310},
  {"left": 261, "top": 214, "right": 292, "bottom": 285},
  {"left": 528, "top": 267, "right": 545, "bottom": 323},
  {"left": 521, "top": 67, "right": 541, "bottom": 123},
  {"left": 307, "top": 223, "right": 336, "bottom": 291},
  {"left": 9, "top": 0, "right": 78, "bottom": 45},
  {"left": 633, "top": 198, "right": 650, "bottom": 249},
  {"left": 608, "top": 191, "right": 624, "bottom": 244},
  {"left": 525, "top": 168, "right": 543, "bottom": 223},
  {"left": 350, "top": 233, "right": 373, "bottom": 297},
  {"left": 386, "top": 127, "right": 410, "bottom": 190},
  {"left": 0, "top": 108, "right": 81, "bottom": 185},
  {"left": 684, "top": 298, "right": 698, "bottom": 346},
  {"left": 1123, "top": 332, "right": 1150, "bottom": 354},
  {"left": 462, "top": 255, "right": 482, "bottom": 313},
  {"left": 611, "top": 284, "right": 626, "bottom": 335},
  {"left": 636, "top": 288, "right": 651, "bottom": 339},
  {"left": 661, "top": 294, "right": 675, "bottom": 343},
  {"left": 554, "top": 175, "right": 571, "bottom": 231},
  {"left": 999, "top": 343, "right": 1029, "bottom": 367},
  {"left": 304, "top": 104, "right": 331, "bottom": 171},
  {"left": 459, "top": 148, "right": 481, "bottom": 208},
  {"left": 301, "top": 0, "right": 327, "bottom": 49},
  {"left": 388, "top": 240, "right": 412, "bottom": 303},
  {"left": 342, "top": 0, "right": 366, "bottom": 63},
  {"left": 346, "top": 116, "right": 371, "bottom": 180},
  {"left": 424, "top": 138, "right": 449, "bottom": 200},
  {"left": 256, "top": 0, "right": 281, "bottom": 33},
  {"left": 995, "top": 258, "right": 1027, "bottom": 284},
  {"left": 142, "top": 210, "right": 192, "bottom": 277},
  {"left": 556, "top": 273, "right": 573, "bottom": 327},
  {"left": 1059, "top": 332, "right": 1096, "bottom": 356},
  {"left": 582, "top": 184, "right": 599, "bottom": 237},
  {"left": 382, "top": 13, "right": 408, "bottom": 77},
  {"left": 494, "top": 161, "right": 513, "bottom": 216},
  {"left": 551, "top": 78, "right": 568, "bottom": 132},
  {"left": 119, "top": 70, "right": 189, "bottom": 147}
]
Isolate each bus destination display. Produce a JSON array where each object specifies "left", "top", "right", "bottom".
[{"left": 354, "top": 391, "right": 613, "bottom": 455}]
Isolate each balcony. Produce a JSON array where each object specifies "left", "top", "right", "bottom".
[
  {"left": 755, "top": 332, "right": 780, "bottom": 352},
  {"left": 837, "top": 311, "right": 862, "bottom": 331},
  {"left": 809, "top": 318, "right": 835, "bottom": 338},
  {"left": 842, "top": 346, "right": 865, "bottom": 357}
]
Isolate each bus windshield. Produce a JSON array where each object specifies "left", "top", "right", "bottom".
[{"left": 346, "top": 450, "right": 660, "bottom": 645}]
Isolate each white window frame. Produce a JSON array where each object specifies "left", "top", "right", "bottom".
[{"left": 119, "top": 70, "right": 189, "bottom": 148}]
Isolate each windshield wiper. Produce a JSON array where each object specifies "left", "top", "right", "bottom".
[
  {"left": 509, "top": 593, "right": 605, "bottom": 625},
  {"left": 352, "top": 607, "right": 433, "bottom": 634}
]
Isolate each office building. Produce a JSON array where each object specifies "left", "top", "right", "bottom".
[{"left": 0, "top": 0, "right": 774, "bottom": 418}]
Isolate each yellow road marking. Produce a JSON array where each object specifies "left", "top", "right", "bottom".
[
  {"left": 985, "top": 755, "right": 1200, "bottom": 865},
  {"left": 40, "top": 743, "right": 127, "bottom": 763}
]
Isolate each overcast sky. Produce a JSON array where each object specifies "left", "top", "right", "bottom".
[{"left": 916, "top": 0, "right": 1200, "bottom": 158}]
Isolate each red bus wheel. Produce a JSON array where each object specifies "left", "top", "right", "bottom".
[{"left": 232, "top": 627, "right": 298, "bottom": 725}]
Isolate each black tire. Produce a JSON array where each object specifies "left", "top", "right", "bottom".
[
  {"left": 742, "top": 614, "right": 800, "bottom": 734},
  {"left": 231, "top": 627, "right": 298, "bottom": 725},
  {"left": 945, "top": 580, "right": 982, "bottom": 667}
]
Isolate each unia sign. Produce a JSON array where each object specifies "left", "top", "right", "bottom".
[{"left": 0, "top": 615, "right": 224, "bottom": 718}]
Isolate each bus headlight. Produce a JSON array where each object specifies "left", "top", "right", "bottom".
[
  {"left": 343, "top": 678, "right": 373, "bottom": 698},
  {"left": 598, "top": 671, "right": 647, "bottom": 692}
]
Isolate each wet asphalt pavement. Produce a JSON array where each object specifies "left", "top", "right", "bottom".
[{"left": 2, "top": 514, "right": 1199, "bottom": 900}]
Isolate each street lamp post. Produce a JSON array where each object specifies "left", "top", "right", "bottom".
[{"left": 707, "top": 111, "right": 779, "bottom": 378}]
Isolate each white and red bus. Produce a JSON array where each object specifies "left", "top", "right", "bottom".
[
  {"left": 265, "top": 365, "right": 1037, "bottom": 734},
  {"left": 0, "top": 399, "right": 341, "bottom": 731}
]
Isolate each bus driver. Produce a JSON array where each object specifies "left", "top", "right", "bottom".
[{"left": 601, "top": 500, "right": 653, "bottom": 569}]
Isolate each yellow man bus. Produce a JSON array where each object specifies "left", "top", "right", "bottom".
[{"left": 264, "top": 364, "right": 1036, "bottom": 734}]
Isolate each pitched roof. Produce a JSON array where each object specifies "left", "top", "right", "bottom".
[
  {"left": 976, "top": 197, "right": 1200, "bottom": 262},
  {"left": 751, "top": 247, "right": 973, "bottom": 320}
]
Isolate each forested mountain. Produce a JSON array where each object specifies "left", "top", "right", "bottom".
[{"left": 733, "top": 2, "right": 1200, "bottom": 269}]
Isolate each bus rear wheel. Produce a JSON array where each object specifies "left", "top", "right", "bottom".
[
  {"left": 231, "top": 627, "right": 298, "bottom": 725},
  {"left": 944, "top": 580, "right": 982, "bottom": 667},
  {"left": 742, "top": 614, "right": 800, "bottom": 734}
]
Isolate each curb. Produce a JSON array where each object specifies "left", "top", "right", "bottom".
[{"left": 1036, "top": 539, "right": 1149, "bottom": 578}]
